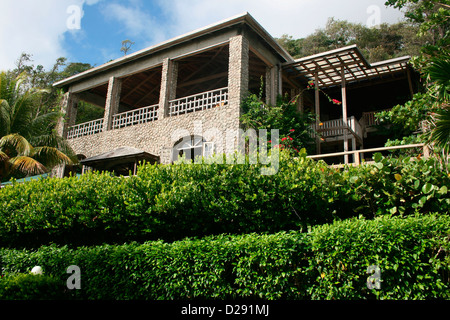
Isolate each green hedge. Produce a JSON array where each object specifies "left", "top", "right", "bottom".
[
  {"left": 0, "top": 151, "right": 449, "bottom": 248},
  {"left": 0, "top": 273, "right": 67, "bottom": 300},
  {"left": 1, "top": 214, "right": 449, "bottom": 300}
]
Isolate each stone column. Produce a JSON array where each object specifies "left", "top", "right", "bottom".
[
  {"left": 56, "top": 91, "right": 79, "bottom": 138},
  {"left": 103, "top": 76, "right": 122, "bottom": 132},
  {"left": 159, "top": 58, "right": 178, "bottom": 119},
  {"left": 265, "top": 65, "right": 281, "bottom": 105},
  {"left": 228, "top": 35, "right": 249, "bottom": 155},
  {"left": 228, "top": 35, "right": 249, "bottom": 115},
  {"left": 103, "top": 77, "right": 122, "bottom": 131}
]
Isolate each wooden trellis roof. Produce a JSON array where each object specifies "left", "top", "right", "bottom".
[{"left": 282, "top": 45, "right": 411, "bottom": 88}]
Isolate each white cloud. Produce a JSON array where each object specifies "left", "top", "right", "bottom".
[
  {"left": 0, "top": 0, "right": 101, "bottom": 72},
  {"left": 101, "top": 1, "right": 169, "bottom": 47}
]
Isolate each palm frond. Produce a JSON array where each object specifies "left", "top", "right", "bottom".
[
  {"left": 427, "top": 58, "right": 450, "bottom": 101},
  {"left": 9, "top": 156, "right": 47, "bottom": 176},
  {"left": 0, "top": 134, "right": 33, "bottom": 156},
  {"left": 0, "top": 150, "right": 9, "bottom": 162},
  {"left": 31, "top": 146, "right": 73, "bottom": 168},
  {"left": 29, "top": 133, "right": 78, "bottom": 164},
  {"left": 429, "top": 106, "right": 450, "bottom": 153}
]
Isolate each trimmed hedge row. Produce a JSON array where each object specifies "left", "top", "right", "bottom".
[
  {"left": 1, "top": 214, "right": 449, "bottom": 300},
  {"left": 0, "top": 151, "right": 449, "bottom": 248}
]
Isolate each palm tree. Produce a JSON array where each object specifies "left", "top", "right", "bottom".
[
  {"left": 0, "top": 134, "right": 73, "bottom": 180},
  {"left": 0, "top": 71, "right": 76, "bottom": 181},
  {"left": 426, "top": 57, "right": 450, "bottom": 155}
]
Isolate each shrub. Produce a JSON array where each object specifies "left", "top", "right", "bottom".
[
  {"left": 0, "top": 214, "right": 449, "bottom": 300},
  {"left": 0, "top": 273, "right": 67, "bottom": 300},
  {"left": 0, "top": 151, "right": 449, "bottom": 248}
]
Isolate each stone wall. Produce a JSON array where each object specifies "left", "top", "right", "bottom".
[{"left": 68, "top": 102, "right": 240, "bottom": 164}]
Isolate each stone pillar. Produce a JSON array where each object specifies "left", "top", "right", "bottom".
[
  {"left": 103, "top": 76, "right": 122, "bottom": 132},
  {"left": 228, "top": 35, "right": 249, "bottom": 115},
  {"left": 159, "top": 58, "right": 178, "bottom": 119},
  {"left": 265, "top": 65, "right": 281, "bottom": 105},
  {"left": 228, "top": 35, "right": 249, "bottom": 155},
  {"left": 56, "top": 91, "right": 79, "bottom": 138}
]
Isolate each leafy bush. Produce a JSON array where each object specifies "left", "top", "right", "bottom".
[
  {"left": 0, "top": 273, "right": 67, "bottom": 300},
  {"left": 0, "top": 151, "right": 448, "bottom": 248},
  {"left": 342, "top": 153, "right": 450, "bottom": 218},
  {"left": 0, "top": 214, "right": 449, "bottom": 300}
]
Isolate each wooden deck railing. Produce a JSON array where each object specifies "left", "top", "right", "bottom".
[
  {"left": 169, "top": 87, "right": 228, "bottom": 116},
  {"left": 361, "top": 109, "right": 391, "bottom": 127},
  {"left": 112, "top": 104, "right": 158, "bottom": 129},
  {"left": 307, "top": 143, "right": 428, "bottom": 166},
  {"left": 310, "top": 116, "right": 363, "bottom": 142}
]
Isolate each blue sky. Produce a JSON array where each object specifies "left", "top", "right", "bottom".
[{"left": 0, "top": 0, "right": 406, "bottom": 72}]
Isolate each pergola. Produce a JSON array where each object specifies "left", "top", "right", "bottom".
[{"left": 282, "top": 45, "right": 413, "bottom": 163}]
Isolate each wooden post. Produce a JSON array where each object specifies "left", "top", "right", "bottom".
[
  {"left": 315, "top": 72, "right": 321, "bottom": 154},
  {"left": 354, "top": 150, "right": 360, "bottom": 166},
  {"left": 423, "top": 144, "right": 430, "bottom": 158},
  {"left": 407, "top": 67, "right": 414, "bottom": 99},
  {"left": 341, "top": 66, "right": 349, "bottom": 164}
]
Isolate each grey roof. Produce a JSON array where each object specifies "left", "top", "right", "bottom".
[{"left": 80, "top": 147, "right": 159, "bottom": 166}]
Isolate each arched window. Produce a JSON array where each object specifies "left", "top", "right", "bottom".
[{"left": 172, "top": 135, "right": 214, "bottom": 162}]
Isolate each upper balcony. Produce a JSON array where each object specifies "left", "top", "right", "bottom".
[{"left": 66, "top": 87, "right": 229, "bottom": 140}]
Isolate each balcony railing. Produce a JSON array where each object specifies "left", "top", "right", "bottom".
[
  {"left": 66, "top": 88, "right": 228, "bottom": 139},
  {"left": 169, "top": 87, "right": 228, "bottom": 116},
  {"left": 112, "top": 104, "right": 158, "bottom": 129},
  {"left": 310, "top": 116, "right": 363, "bottom": 142},
  {"left": 361, "top": 109, "right": 391, "bottom": 127},
  {"left": 67, "top": 118, "right": 104, "bottom": 139}
]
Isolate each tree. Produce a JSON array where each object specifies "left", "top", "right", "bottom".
[
  {"left": 121, "top": 39, "right": 135, "bottom": 55},
  {"left": 0, "top": 134, "right": 72, "bottom": 180},
  {"left": 0, "top": 71, "right": 75, "bottom": 181},
  {"left": 381, "top": 0, "right": 450, "bottom": 164},
  {"left": 276, "top": 18, "right": 428, "bottom": 62}
]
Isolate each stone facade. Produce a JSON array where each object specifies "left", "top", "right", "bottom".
[{"left": 69, "top": 102, "right": 240, "bottom": 164}]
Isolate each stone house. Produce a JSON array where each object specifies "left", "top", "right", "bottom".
[{"left": 53, "top": 12, "right": 416, "bottom": 175}]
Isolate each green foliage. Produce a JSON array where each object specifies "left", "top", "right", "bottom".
[
  {"left": 342, "top": 153, "right": 450, "bottom": 218},
  {"left": 0, "top": 152, "right": 448, "bottom": 248},
  {"left": 0, "top": 273, "right": 67, "bottom": 300},
  {"left": 240, "top": 88, "right": 316, "bottom": 155},
  {"left": 277, "top": 19, "right": 427, "bottom": 62},
  {"left": 0, "top": 214, "right": 448, "bottom": 300},
  {"left": 307, "top": 214, "right": 450, "bottom": 299}
]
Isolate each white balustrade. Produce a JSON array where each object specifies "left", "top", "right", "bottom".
[
  {"left": 67, "top": 118, "right": 104, "bottom": 139},
  {"left": 112, "top": 104, "right": 158, "bottom": 129},
  {"left": 169, "top": 87, "right": 228, "bottom": 116}
]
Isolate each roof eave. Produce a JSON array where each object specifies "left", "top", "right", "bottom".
[{"left": 53, "top": 12, "right": 292, "bottom": 88}]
